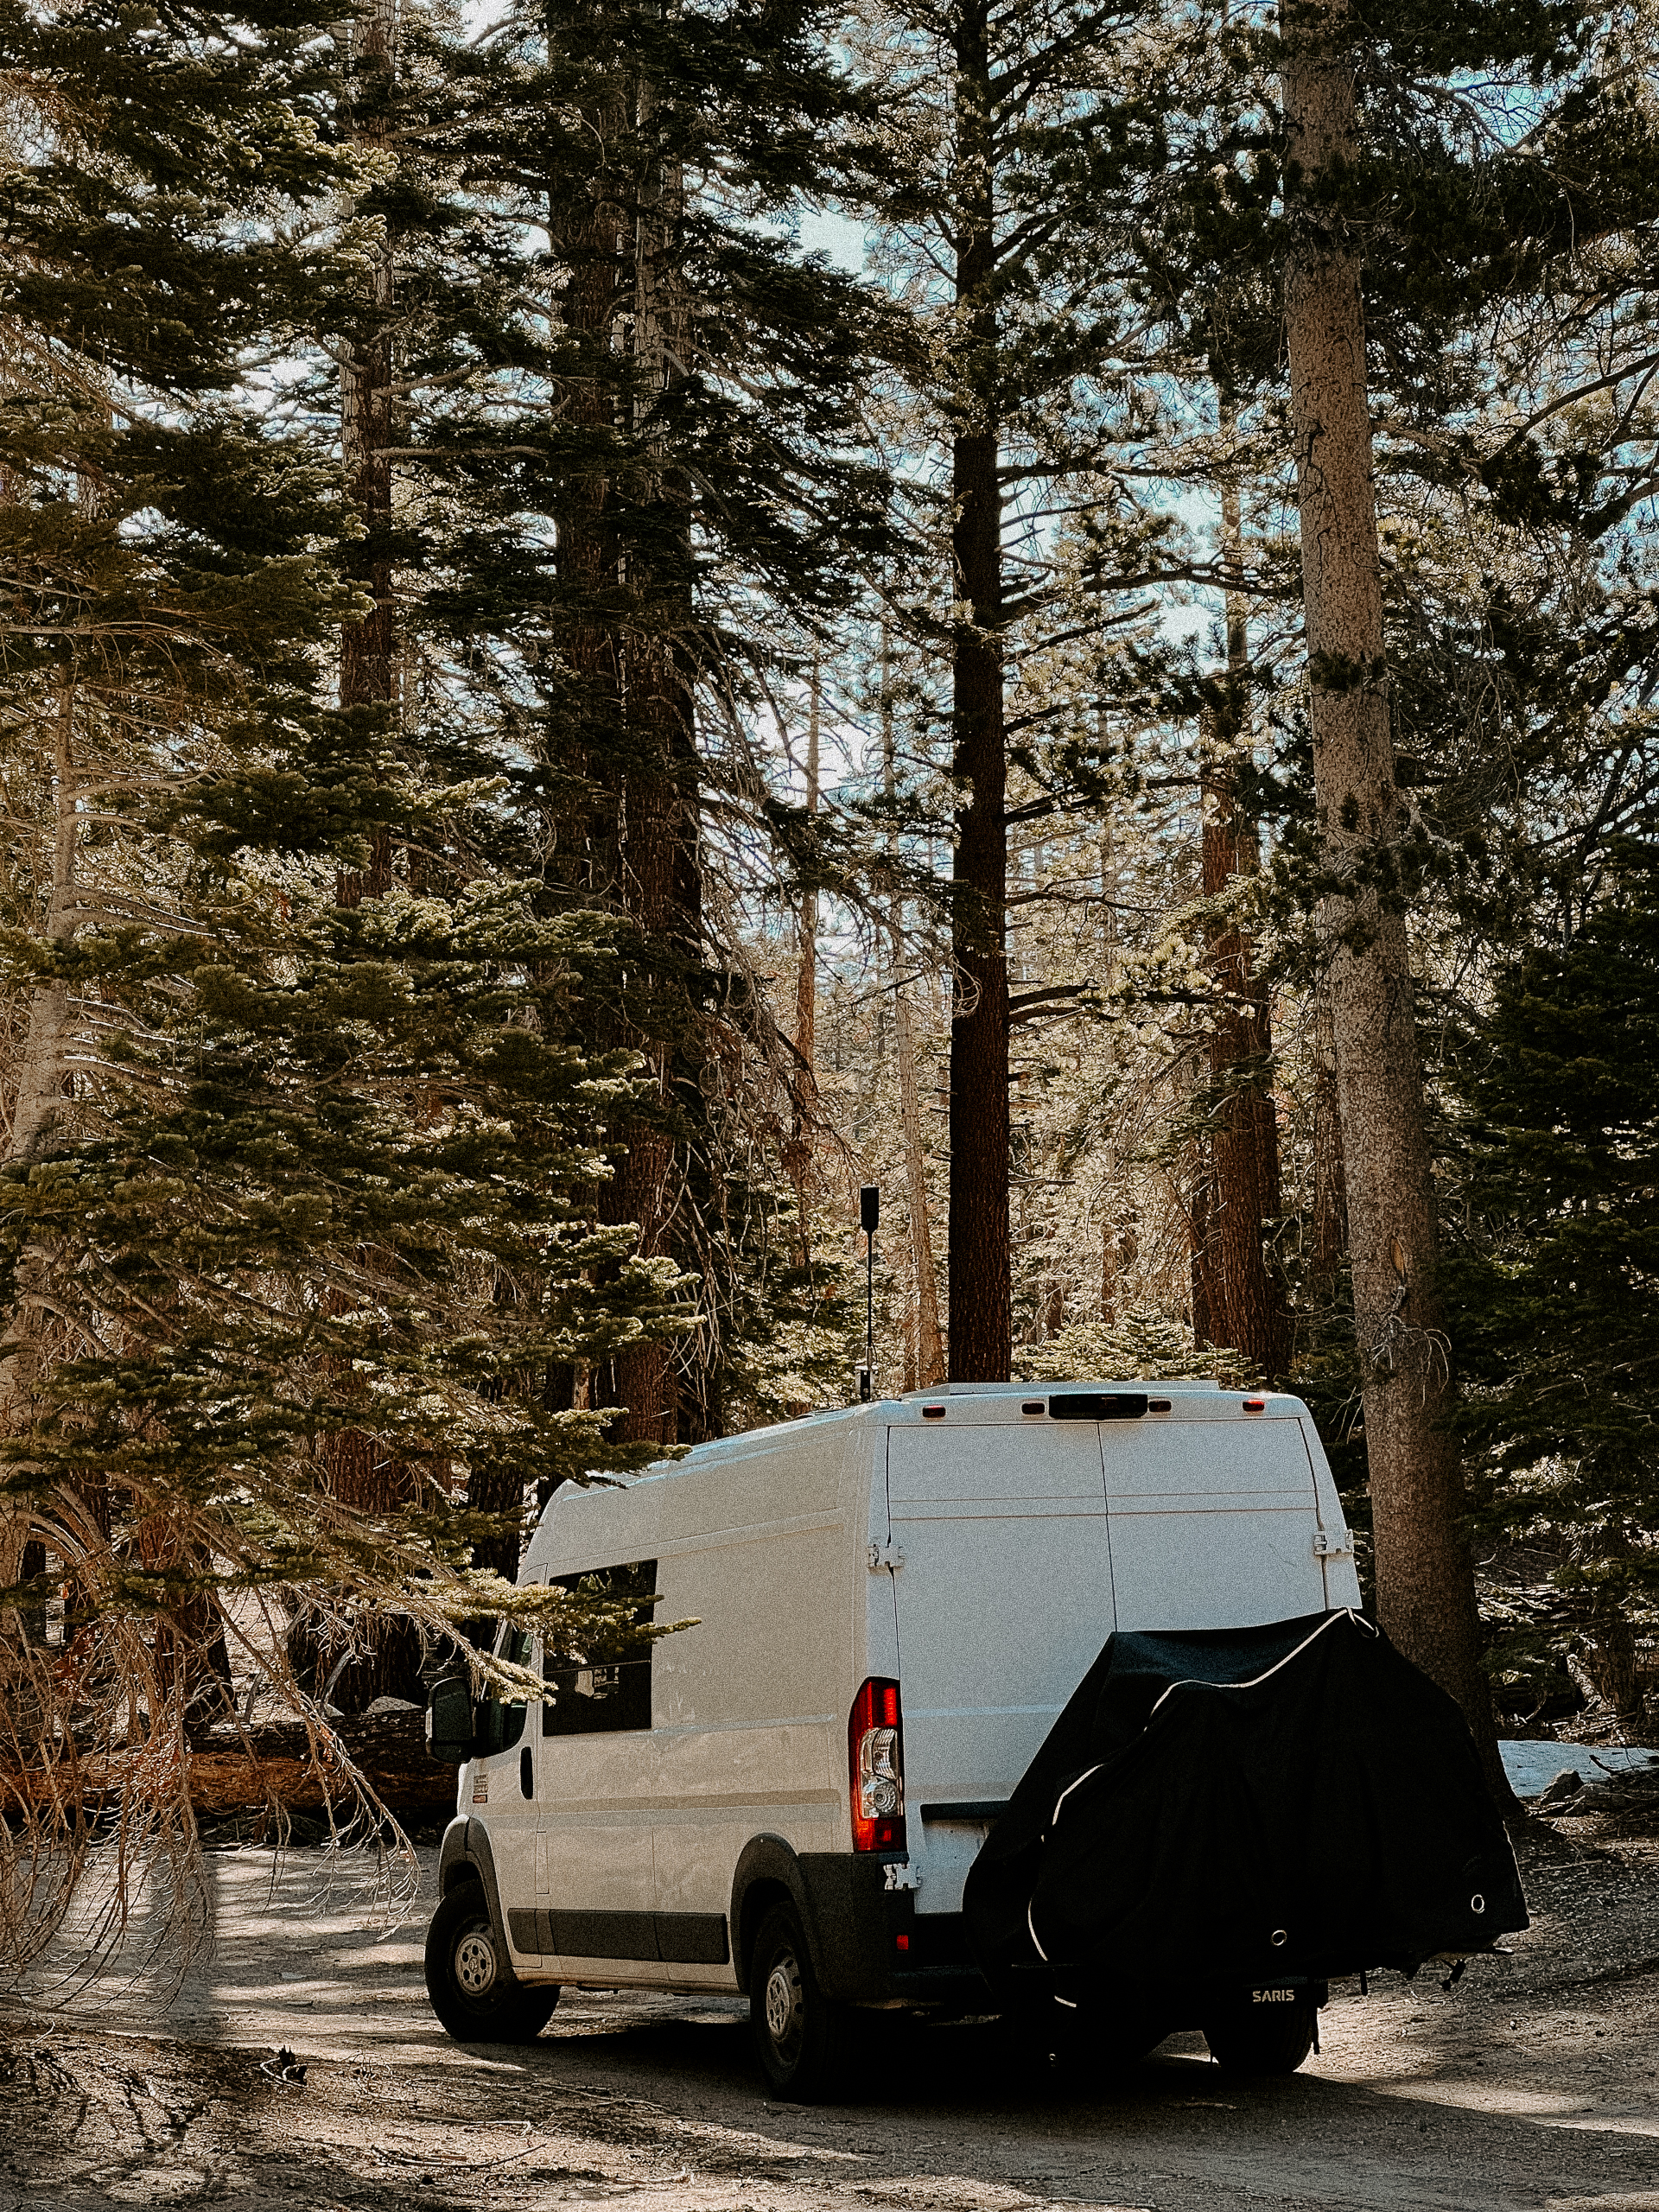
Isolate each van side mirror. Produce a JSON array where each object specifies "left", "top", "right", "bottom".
[{"left": 426, "top": 1675, "right": 478, "bottom": 1764}]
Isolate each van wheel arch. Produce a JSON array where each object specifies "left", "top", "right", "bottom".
[
  {"left": 437, "top": 1816, "right": 509, "bottom": 1949},
  {"left": 731, "top": 1837, "right": 818, "bottom": 1996}
]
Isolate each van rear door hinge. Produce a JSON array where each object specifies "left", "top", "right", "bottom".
[
  {"left": 867, "top": 1541, "right": 905, "bottom": 1573},
  {"left": 1313, "top": 1529, "right": 1354, "bottom": 1559}
]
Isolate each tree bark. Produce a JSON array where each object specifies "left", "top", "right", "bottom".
[
  {"left": 9, "top": 676, "right": 77, "bottom": 1173},
  {"left": 591, "top": 53, "right": 700, "bottom": 1450},
  {"left": 546, "top": 7, "right": 624, "bottom": 899},
  {"left": 785, "top": 665, "right": 820, "bottom": 1269},
  {"left": 541, "top": 19, "right": 697, "bottom": 1450},
  {"left": 1309, "top": 980, "right": 1347, "bottom": 1293},
  {"left": 0, "top": 675, "right": 79, "bottom": 1482},
  {"left": 1199, "top": 481, "right": 1289, "bottom": 1379},
  {"left": 1189, "top": 1140, "right": 1219, "bottom": 1349},
  {"left": 336, "top": 0, "right": 397, "bottom": 906},
  {"left": 947, "top": 0, "right": 1011, "bottom": 1382},
  {"left": 1280, "top": 0, "right": 1507, "bottom": 1797},
  {"left": 312, "top": 4, "right": 428, "bottom": 1694},
  {"left": 896, "top": 988, "right": 944, "bottom": 1387},
  {"left": 1098, "top": 813, "right": 1122, "bottom": 1327}
]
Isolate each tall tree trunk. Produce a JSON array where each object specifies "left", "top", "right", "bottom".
[
  {"left": 599, "top": 647, "right": 688, "bottom": 1448},
  {"left": 10, "top": 676, "right": 77, "bottom": 1172},
  {"left": 1199, "top": 472, "right": 1289, "bottom": 1378},
  {"left": 336, "top": 0, "right": 396, "bottom": 906},
  {"left": 1280, "top": 0, "right": 1505, "bottom": 1796},
  {"left": 1098, "top": 810, "right": 1121, "bottom": 1328},
  {"left": 0, "top": 677, "right": 79, "bottom": 1447},
  {"left": 541, "top": 9, "right": 634, "bottom": 1448},
  {"left": 592, "top": 53, "right": 700, "bottom": 1450},
  {"left": 312, "top": 4, "right": 428, "bottom": 1700},
  {"left": 1309, "top": 980, "right": 1347, "bottom": 1294},
  {"left": 895, "top": 988, "right": 944, "bottom": 1387},
  {"left": 1189, "top": 1138, "right": 1219, "bottom": 1349},
  {"left": 785, "top": 664, "right": 820, "bottom": 1268},
  {"left": 947, "top": 0, "right": 1010, "bottom": 1382},
  {"left": 546, "top": 6, "right": 624, "bottom": 899},
  {"left": 543, "top": 16, "right": 692, "bottom": 1452},
  {"left": 879, "top": 628, "right": 943, "bottom": 1390},
  {"left": 3, "top": 687, "right": 121, "bottom": 1708}
]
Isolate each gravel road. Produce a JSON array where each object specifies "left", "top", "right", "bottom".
[{"left": 3, "top": 1798, "right": 1658, "bottom": 2212}]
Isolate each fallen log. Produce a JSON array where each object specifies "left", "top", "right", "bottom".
[
  {"left": 188, "top": 1705, "right": 456, "bottom": 1815},
  {"left": 2, "top": 1703, "right": 458, "bottom": 1817}
]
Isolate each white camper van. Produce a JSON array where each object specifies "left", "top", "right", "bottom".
[{"left": 424, "top": 1381, "right": 1361, "bottom": 2093}]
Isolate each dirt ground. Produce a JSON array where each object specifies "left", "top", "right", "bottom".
[{"left": 3, "top": 1781, "right": 1659, "bottom": 2212}]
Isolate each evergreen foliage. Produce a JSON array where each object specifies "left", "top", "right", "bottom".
[
  {"left": 0, "top": 0, "right": 687, "bottom": 1969},
  {"left": 1446, "top": 842, "right": 1659, "bottom": 1715},
  {"left": 2, "top": 0, "right": 1658, "bottom": 1967}
]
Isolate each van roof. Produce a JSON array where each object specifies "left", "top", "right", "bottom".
[
  {"left": 918, "top": 1380, "right": 1223, "bottom": 1397},
  {"left": 609, "top": 1378, "right": 1285, "bottom": 1491}
]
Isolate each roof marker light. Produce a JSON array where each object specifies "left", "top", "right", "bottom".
[
  {"left": 922, "top": 1404, "right": 945, "bottom": 1419},
  {"left": 1020, "top": 1401, "right": 1045, "bottom": 1416},
  {"left": 1243, "top": 1397, "right": 1267, "bottom": 1412}
]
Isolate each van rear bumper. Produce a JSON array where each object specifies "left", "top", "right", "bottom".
[{"left": 794, "top": 1855, "right": 989, "bottom": 2009}]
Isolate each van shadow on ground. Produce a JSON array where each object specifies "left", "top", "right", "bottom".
[
  {"left": 6, "top": 1980, "right": 1656, "bottom": 2212},
  {"left": 10, "top": 1842, "right": 1659, "bottom": 2212},
  {"left": 496, "top": 1993, "right": 1659, "bottom": 2212}
]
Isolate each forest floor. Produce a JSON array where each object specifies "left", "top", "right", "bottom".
[{"left": 3, "top": 1758, "right": 1659, "bottom": 2212}]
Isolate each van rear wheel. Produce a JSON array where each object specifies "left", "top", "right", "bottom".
[
  {"left": 1201, "top": 1993, "right": 1316, "bottom": 2075},
  {"left": 749, "top": 1902, "right": 851, "bottom": 2101},
  {"left": 424, "top": 1883, "right": 559, "bottom": 2044}
]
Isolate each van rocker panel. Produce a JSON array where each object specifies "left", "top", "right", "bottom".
[{"left": 505, "top": 1907, "right": 730, "bottom": 1966}]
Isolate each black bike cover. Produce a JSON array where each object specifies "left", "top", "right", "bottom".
[{"left": 962, "top": 1609, "right": 1527, "bottom": 2005}]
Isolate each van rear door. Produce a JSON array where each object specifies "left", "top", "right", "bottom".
[
  {"left": 1103, "top": 1405, "right": 1328, "bottom": 1630},
  {"left": 885, "top": 1413, "right": 1115, "bottom": 1835}
]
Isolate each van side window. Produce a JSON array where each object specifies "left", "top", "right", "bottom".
[{"left": 543, "top": 1559, "right": 657, "bottom": 1735}]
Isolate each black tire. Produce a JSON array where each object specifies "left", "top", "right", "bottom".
[
  {"left": 1202, "top": 1993, "right": 1316, "bottom": 2076},
  {"left": 424, "top": 1882, "right": 559, "bottom": 2044},
  {"left": 749, "top": 1901, "right": 852, "bottom": 2101}
]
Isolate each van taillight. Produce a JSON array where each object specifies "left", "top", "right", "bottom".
[{"left": 849, "top": 1677, "right": 906, "bottom": 1853}]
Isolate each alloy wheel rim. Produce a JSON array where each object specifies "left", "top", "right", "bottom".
[
  {"left": 764, "top": 1949, "right": 804, "bottom": 2059},
  {"left": 454, "top": 1928, "right": 498, "bottom": 1999}
]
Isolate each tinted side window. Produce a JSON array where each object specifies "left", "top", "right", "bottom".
[
  {"left": 543, "top": 1559, "right": 657, "bottom": 1735},
  {"left": 478, "top": 1624, "right": 532, "bottom": 1755}
]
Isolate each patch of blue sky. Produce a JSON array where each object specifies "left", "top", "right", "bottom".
[{"left": 796, "top": 204, "right": 867, "bottom": 273}]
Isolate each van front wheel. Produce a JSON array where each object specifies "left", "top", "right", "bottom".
[
  {"left": 749, "top": 1902, "right": 850, "bottom": 2101},
  {"left": 424, "top": 1883, "right": 559, "bottom": 2044}
]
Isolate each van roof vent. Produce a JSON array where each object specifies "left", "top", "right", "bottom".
[{"left": 1048, "top": 1391, "right": 1148, "bottom": 1421}]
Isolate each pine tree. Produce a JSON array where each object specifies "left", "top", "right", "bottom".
[
  {"left": 427, "top": 0, "right": 897, "bottom": 1438},
  {"left": 0, "top": 0, "right": 687, "bottom": 1969},
  {"left": 850, "top": 0, "right": 1200, "bottom": 1381},
  {"left": 1446, "top": 841, "right": 1659, "bottom": 1723},
  {"left": 1264, "top": 0, "right": 1637, "bottom": 1794}
]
